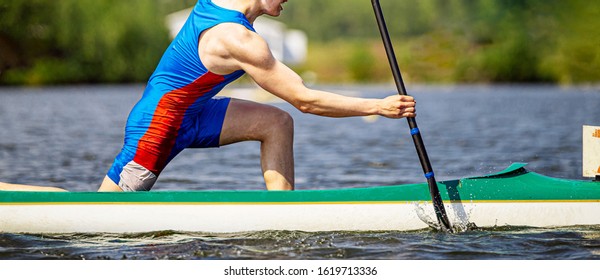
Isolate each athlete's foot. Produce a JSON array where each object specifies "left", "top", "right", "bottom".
[
  {"left": 98, "top": 176, "right": 123, "bottom": 192},
  {"left": 264, "top": 170, "right": 294, "bottom": 191}
]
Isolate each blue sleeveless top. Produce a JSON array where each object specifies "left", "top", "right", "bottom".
[
  {"left": 146, "top": 0, "right": 256, "bottom": 105},
  {"left": 108, "top": 0, "right": 256, "bottom": 179}
]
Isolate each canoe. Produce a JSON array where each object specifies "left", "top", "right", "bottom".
[{"left": 1, "top": 163, "right": 599, "bottom": 233}]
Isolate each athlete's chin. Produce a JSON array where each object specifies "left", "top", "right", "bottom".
[
  {"left": 263, "top": 4, "right": 284, "bottom": 17},
  {"left": 273, "top": 4, "right": 285, "bottom": 16},
  {"left": 267, "top": 9, "right": 282, "bottom": 17}
]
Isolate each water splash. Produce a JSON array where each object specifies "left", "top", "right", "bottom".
[
  {"left": 414, "top": 201, "right": 443, "bottom": 231},
  {"left": 413, "top": 201, "right": 478, "bottom": 233}
]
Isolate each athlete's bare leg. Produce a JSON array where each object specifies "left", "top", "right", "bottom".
[
  {"left": 219, "top": 98, "right": 294, "bottom": 190},
  {"left": 0, "top": 182, "right": 67, "bottom": 192},
  {"left": 0, "top": 177, "right": 119, "bottom": 192}
]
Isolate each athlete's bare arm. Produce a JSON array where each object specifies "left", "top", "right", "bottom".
[{"left": 199, "top": 23, "right": 416, "bottom": 119}]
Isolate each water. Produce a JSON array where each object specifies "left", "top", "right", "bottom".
[
  {"left": 1, "top": 226, "right": 600, "bottom": 260},
  {"left": 1, "top": 84, "right": 599, "bottom": 260}
]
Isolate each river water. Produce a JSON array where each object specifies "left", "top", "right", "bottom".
[{"left": 0, "top": 84, "right": 599, "bottom": 260}]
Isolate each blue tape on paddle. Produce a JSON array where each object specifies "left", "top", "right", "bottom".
[
  {"left": 410, "top": 128, "right": 420, "bottom": 135},
  {"left": 425, "top": 172, "right": 435, "bottom": 179}
]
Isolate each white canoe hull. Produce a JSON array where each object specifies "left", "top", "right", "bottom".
[{"left": 2, "top": 201, "right": 600, "bottom": 233}]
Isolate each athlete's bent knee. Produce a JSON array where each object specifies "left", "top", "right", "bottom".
[{"left": 269, "top": 108, "right": 294, "bottom": 135}]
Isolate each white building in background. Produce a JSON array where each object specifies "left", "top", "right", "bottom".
[{"left": 166, "top": 9, "right": 307, "bottom": 66}]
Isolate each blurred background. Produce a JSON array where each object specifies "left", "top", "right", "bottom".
[
  {"left": 1, "top": 0, "right": 599, "bottom": 86},
  {"left": 2, "top": 1, "right": 599, "bottom": 261}
]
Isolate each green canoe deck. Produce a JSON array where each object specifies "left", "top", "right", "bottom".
[{"left": 1, "top": 163, "right": 599, "bottom": 204}]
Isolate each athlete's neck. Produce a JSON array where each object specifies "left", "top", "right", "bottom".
[{"left": 211, "top": 0, "right": 262, "bottom": 23}]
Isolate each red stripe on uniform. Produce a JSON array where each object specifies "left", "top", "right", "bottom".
[{"left": 134, "top": 72, "right": 225, "bottom": 174}]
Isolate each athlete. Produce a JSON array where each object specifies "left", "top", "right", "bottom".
[{"left": 96, "top": 0, "right": 417, "bottom": 192}]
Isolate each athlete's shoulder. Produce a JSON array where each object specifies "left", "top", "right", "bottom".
[
  {"left": 209, "top": 23, "right": 258, "bottom": 45},
  {"left": 206, "top": 23, "right": 272, "bottom": 63}
]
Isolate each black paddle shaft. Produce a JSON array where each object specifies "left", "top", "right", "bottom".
[{"left": 371, "top": 0, "right": 452, "bottom": 231}]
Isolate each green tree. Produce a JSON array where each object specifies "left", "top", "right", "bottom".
[{"left": 0, "top": 0, "right": 172, "bottom": 84}]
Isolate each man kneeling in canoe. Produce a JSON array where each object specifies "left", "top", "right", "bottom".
[
  {"left": 1, "top": 0, "right": 416, "bottom": 192},
  {"left": 101, "top": 0, "right": 417, "bottom": 192}
]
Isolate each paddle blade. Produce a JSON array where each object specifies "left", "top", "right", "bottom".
[{"left": 427, "top": 177, "right": 452, "bottom": 232}]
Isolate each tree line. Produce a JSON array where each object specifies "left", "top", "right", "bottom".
[{"left": 1, "top": 0, "right": 598, "bottom": 85}]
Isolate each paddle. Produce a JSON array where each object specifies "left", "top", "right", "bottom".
[{"left": 371, "top": 0, "right": 452, "bottom": 232}]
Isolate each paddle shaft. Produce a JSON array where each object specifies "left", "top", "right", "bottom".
[{"left": 371, "top": 0, "right": 451, "bottom": 231}]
